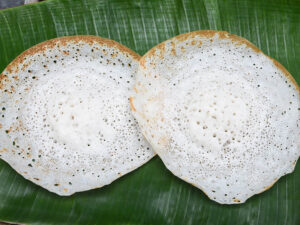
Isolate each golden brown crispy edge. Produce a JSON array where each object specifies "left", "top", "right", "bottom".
[
  {"left": 139, "top": 30, "right": 299, "bottom": 94},
  {"left": 0, "top": 35, "right": 141, "bottom": 89}
]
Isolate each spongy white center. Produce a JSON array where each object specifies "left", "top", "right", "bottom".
[{"left": 22, "top": 67, "right": 125, "bottom": 154}]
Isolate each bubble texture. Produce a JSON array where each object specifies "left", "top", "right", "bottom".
[
  {"left": 132, "top": 31, "right": 300, "bottom": 204},
  {"left": 0, "top": 36, "right": 154, "bottom": 195}
]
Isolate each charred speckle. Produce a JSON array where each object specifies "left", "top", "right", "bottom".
[
  {"left": 2, "top": 107, "right": 5, "bottom": 111},
  {"left": 53, "top": 60, "right": 57, "bottom": 63},
  {"left": 32, "top": 76, "right": 36, "bottom": 79},
  {"left": 5, "top": 130, "right": 9, "bottom": 133},
  {"left": 12, "top": 141, "right": 15, "bottom": 146},
  {"left": 28, "top": 70, "right": 32, "bottom": 73},
  {"left": 54, "top": 184, "right": 59, "bottom": 186},
  {"left": 28, "top": 164, "right": 32, "bottom": 167},
  {"left": 69, "top": 182, "right": 72, "bottom": 185},
  {"left": 32, "top": 159, "right": 35, "bottom": 162}
]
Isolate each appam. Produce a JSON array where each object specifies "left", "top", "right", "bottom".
[
  {"left": 0, "top": 36, "right": 154, "bottom": 195},
  {"left": 131, "top": 30, "right": 300, "bottom": 204}
]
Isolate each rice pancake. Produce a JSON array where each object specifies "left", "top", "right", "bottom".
[
  {"left": 0, "top": 36, "right": 154, "bottom": 195},
  {"left": 130, "top": 30, "right": 300, "bottom": 204}
]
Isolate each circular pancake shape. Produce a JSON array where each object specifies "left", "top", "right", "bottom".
[
  {"left": 0, "top": 36, "right": 154, "bottom": 195},
  {"left": 131, "top": 31, "right": 300, "bottom": 204}
]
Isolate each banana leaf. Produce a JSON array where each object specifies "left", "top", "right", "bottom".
[{"left": 0, "top": 0, "right": 299, "bottom": 224}]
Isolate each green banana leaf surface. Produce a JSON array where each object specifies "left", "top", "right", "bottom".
[{"left": 0, "top": 0, "right": 299, "bottom": 224}]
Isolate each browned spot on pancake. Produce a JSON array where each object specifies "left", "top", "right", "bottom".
[
  {"left": 13, "top": 76, "right": 19, "bottom": 81},
  {"left": 171, "top": 48, "right": 176, "bottom": 56},
  {"left": 102, "top": 49, "right": 107, "bottom": 55},
  {"left": 111, "top": 52, "right": 118, "bottom": 58},
  {"left": 5, "top": 126, "right": 13, "bottom": 134},
  {"left": 133, "top": 85, "right": 138, "bottom": 93},
  {"left": 21, "top": 62, "right": 32, "bottom": 72},
  {"left": 129, "top": 97, "right": 136, "bottom": 112},
  {"left": 64, "top": 188, "right": 68, "bottom": 192},
  {"left": 63, "top": 50, "right": 70, "bottom": 55},
  {"left": 140, "top": 58, "right": 146, "bottom": 69},
  {"left": 34, "top": 178, "right": 40, "bottom": 181},
  {"left": 0, "top": 148, "right": 8, "bottom": 153},
  {"left": 0, "top": 73, "right": 8, "bottom": 90},
  {"left": 158, "top": 136, "right": 168, "bottom": 146}
]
